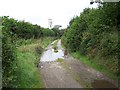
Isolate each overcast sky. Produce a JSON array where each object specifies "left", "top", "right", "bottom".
[{"left": 0, "top": 0, "right": 98, "bottom": 28}]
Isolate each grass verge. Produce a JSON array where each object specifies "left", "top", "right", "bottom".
[
  {"left": 71, "top": 51, "right": 118, "bottom": 81},
  {"left": 16, "top": 37, "right": 54, "bottom": 88}
]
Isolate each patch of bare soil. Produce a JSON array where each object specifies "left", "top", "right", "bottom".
[
  {"left": 39, "top": 61, "right": 82, "bottom": 88},
  {"left": 63, "top": 54, "right": 119, "bottom": 88}
]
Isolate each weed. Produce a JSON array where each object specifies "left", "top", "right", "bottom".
[
  {"left": 71, "top": 52, "right": 118, "bottom": 81},
  {"left": 15, "top": 37, "right": 54, "bottom": 88},
  {"left": 52, "top": 40, "right": 58, "bottom": 53}
]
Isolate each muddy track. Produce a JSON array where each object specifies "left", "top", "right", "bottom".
[
  {"left": 39, "top": 40, "right": 119, "bottom": 89},
  {"left": 63, "top": 55, "right": 118, "bottom": 88}
]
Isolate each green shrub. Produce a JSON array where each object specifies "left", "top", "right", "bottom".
[
  {"left": 35, "top": 46, "right": 43, "bottom": 55},
  {"left": 2, "top": 16, "right": 18, "bottom": 87},
  {"left": 62, "top": 3, "right": 119, "bottom": 79}
]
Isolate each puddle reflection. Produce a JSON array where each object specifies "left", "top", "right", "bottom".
[{"left": 40, "top": 49, "right": 64, "bottom": 62}]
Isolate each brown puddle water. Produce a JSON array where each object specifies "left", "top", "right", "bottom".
[{"left": 91, "top": 80, "right": 119, "bottom": 89}]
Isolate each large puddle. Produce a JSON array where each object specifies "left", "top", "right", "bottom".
[
  {"left": 40, "top": 48, "right": 64, "bottom": 62},
  {"left": 91, "top": 80, "right": 118, "bottom": 89}
]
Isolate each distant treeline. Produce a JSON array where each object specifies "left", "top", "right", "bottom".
[
  {"left": 2, "top": 16, "right": 60, "bottom": 39},
  {"left": 62, "top": 2, "right": 119, "bottom": 77}
]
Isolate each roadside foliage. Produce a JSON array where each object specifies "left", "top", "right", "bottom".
[
  {"left": 62, "top": 2, "right": 119, "bottom": 79},
  {"left": 2, "top": 16, "right": 61, "bottom": 87},
  {"left": 1, "top": 2, "right": 120, "bottom": 88}
]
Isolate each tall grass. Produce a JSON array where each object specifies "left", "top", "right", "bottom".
[
  {"left": 71, "top": 52, "right": 118, "bottom": 81},
  {"left": 16, "top": 37, "right": 54, "bottom": 88}
]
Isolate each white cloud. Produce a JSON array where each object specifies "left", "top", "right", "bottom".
[{"left": 0, "top": 0, "right": 98, "bottom": 28}]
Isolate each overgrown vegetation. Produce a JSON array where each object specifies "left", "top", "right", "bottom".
[
  {"left": 16, "top": 37, "right": 53, "bottom": 88},
  {"left": 2, "top": 1, "right": 120, "bottom": 88},
  {"left": 0, "top": 17, "right": 2, "bottom": 89},
  {"left": 62, "top": 2, "right": 119, "bottom": 80},
  {"left": 53, "top": 40, "right": 58, "bottom": 53},
  {"left": 2, "top": 16, "right": 57, "bottom": 88}
]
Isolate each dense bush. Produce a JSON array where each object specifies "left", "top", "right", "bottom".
[
  {"left": 2, "top": 16, "right": 57, "bottom": 39},
  {"left": 62, "top": 2, "right": 119, "bottom": 75},
  {"left": 2, "top": 16, "right": 18, "bottom": 87}
]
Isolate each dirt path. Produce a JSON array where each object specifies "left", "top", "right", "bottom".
[
  {"left": 63, "top": 55, "right": 118, "bottom": 88},
  {"left": 39, "top": 40, "right": 118, "bottom": 88},
  {"left": 39, "top": 40, "right": 82, "bottom": 88},
  {"left": 40, "top": 62, "right": 82, "bottom": 88}
]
